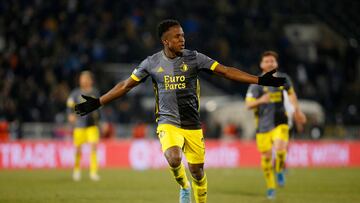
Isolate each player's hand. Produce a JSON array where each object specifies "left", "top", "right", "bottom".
[
  {"left": 259, "top": 93, "right": 270, "bottom": 104},
  {"left": 258, "top": 69, "right": 286, "bottom": 87},
  {"left": 294, "top": 110, "right": 307, "bottom": 133},
  {"left": 74, "top": 95, "right": 101, "bottom": 116}
]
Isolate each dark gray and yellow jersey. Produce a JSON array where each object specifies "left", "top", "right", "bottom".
[
  {"left": 245, "top": 72, "right": 294, "bottom": 133},
  {"left": 67, "top": 88, "right": 101, "bottom": 128},
  {"left": 131, "top": 49, "right": 218, "bottom": 129}
]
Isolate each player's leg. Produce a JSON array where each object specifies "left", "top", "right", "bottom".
[
  {"left": 257, "top": 132, "right": 276, "bottom": 199},
  {"left": 165, "top": 146, "right": 191, "bottom": 203},
  {"left": 164, "top": 146, "right": 190, "bottom": 189},
  {"left": 273, "top": 124, "right": 289, "bottom": 187},
  {"left": 73, "top": 146, "right": 82, "bottom": 181},
  {"left": 188, "top": 163, "right": 207, "bottom": 203},
  {"left": 261, "top": 150, "right": 276, "bottom": 199},
  {"left": 157, "top": 124, "right": 191, "bottom": 196},
  {"left": 183, "top": 128, "right": 206, "bottom": 203},
  {"left": 273, "top": 139, "right": 287, "bottom": 187},
  {"left": 73, "top": 128, "right": 85, "bottom": 181},
  {"left": 87, "top": 126, "right": 100, "bottom": 181}
]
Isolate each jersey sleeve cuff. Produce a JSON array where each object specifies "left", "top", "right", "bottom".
[
  {"left": 245, "top": 97, "right": 256, "bottom": 102},
  {"left": 287, "top": 87, "right": 295, "bottom": 94},
  {"left": 210, "top": 61, "right": 219, "bottom": 71},
  {"left": 66, "top": 99, "right": 75, "bottom": 108},
  {"left": 131, "top": 74, "right": 141, "bottom": 82}
]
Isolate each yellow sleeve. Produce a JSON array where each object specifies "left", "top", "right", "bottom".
[
  {"left": 287, "top": 87, "right": 295, "bottom": 95},
  {"left": 67, "top": 98, "right": 75, "bottom": 108},
  {"left": 245, "top": 97, "right": 256, "bottom": 102},
  {"left": 131, "top": 74, "right": 140, "bottom": 82},
  {"left": 210, "top": 61, "right": 219, "bottom": 71}
]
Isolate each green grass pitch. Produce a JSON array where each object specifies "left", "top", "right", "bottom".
[{"left": 0, "top": 168, "right": 359, "bottom": 203}]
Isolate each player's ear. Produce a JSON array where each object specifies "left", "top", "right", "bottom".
[
  {"left": 163, "top": 39, "right": 169, "bottom": 46},
  {"left": 161, "top": 32, "right": 170, "bottom": 46},
  {"left": 160, "top": 36, "right": 167, "bottom": 46}
]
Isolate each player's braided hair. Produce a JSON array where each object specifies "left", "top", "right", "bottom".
[{"left": 157, "top": 19, "right": 180, "bottom": 39}]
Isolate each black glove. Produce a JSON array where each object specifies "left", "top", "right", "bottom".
[
  {"left": 74, "top": 95, "right": 101, "bottom": 116},
  {"left": 258, "top": 69, "right": 286, "bottom": 87}
]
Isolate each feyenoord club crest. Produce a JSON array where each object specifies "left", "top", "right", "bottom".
[{"left": 180, "top": 62, "right": 188, "bottom": 72}]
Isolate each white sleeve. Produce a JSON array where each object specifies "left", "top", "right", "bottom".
[{"left": 283, "top": 90, "right": 295, "bottom": 128}]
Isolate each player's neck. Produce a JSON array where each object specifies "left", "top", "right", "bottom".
[
  {"left": 163, "top": 48, "right": 178, "bottom": 59},
  {"left": 81, "top": 86, "right": 93, "bottom": 93},
  {"left": 262, "top": 70, "right": 278, "bottom": 76}
]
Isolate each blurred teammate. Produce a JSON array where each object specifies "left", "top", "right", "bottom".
[
  {"left": 74, "top": 20, "right": 285, "bottom": 203},
  {"left": 245, "top": 51, "right": 306, "bottom": 199},
  {"left": 67, "top": 71, "right": 101, "bottom": 181}
]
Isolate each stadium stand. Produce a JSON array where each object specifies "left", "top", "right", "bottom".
[{"left": 0, "top": 0, "right": 359, "bottom": 132}]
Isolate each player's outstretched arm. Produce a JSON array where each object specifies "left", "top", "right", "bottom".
[
  {"left": 75, "top": 77, "right": 139, "bottom": 116},
  {"left": 99, "top": 77, "right": 139, "bottom": 105},
  {"left": 213, "top": 64, "right": 286, "bottom": 87}
]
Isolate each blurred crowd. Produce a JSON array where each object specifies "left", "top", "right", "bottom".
[{"left": 0, "top": 0, "right": 359, "bottom": 126}]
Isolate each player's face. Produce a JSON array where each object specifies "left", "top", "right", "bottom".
[
  {"left": 163, "top": 26, "right": 185, "bottom": 55},
  {"left": 260, "top": 55, "right": 278, "bottom": 72},
  {"left": 79, "top": 74, "right": 93, "bottom": 90}
]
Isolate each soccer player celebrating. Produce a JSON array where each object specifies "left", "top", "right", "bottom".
[
  {"left": 245, "top": 51, "right": 306, "bottom": 199},
  {"left": 75, "top": 20, "right": 285, "bottom": 203},
  {"left": 67, "top": 71, "right": 101, "bottom": 181}
]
